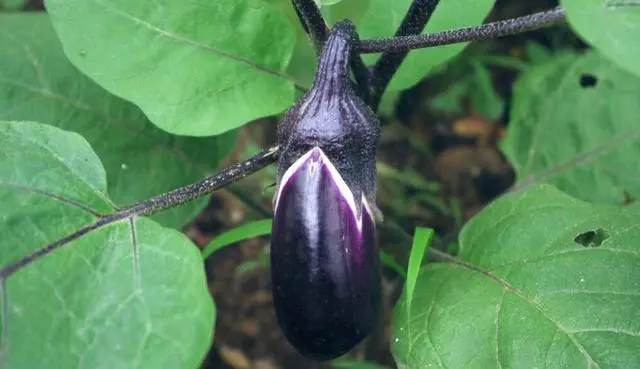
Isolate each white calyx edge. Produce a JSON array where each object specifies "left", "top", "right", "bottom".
[{"left": 275, "top": 147, "right": 374, "bottom": 231}]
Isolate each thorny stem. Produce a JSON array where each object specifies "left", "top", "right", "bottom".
[
  {"left": 357, "top": 7, "right": 566, "bottom": 54},
  {"left": 292, "top": 0, "right": 373, "bottom": 103},
  {"left": 370, "top": 0, "right": 441, "bottom": 110},
  {"left": 0, "top": 146, "right": 279, "bottom": 279}
]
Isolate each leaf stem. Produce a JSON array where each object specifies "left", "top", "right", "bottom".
[
  {"left": 357, "top": 7, "right": 566, "bottom": 54},
  {"left": 0, "top": 145, "right": 280, "bottom": 279},
  {"left": 121, "top": 145, "right": 279, "bottom": 217},
  {"left": 369, "top": 0, "right": 441, "bottom": 110}
]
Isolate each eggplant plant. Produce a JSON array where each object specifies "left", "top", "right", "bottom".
[{"left": 1, "top": 0, "right": 640, "bottom": 368}]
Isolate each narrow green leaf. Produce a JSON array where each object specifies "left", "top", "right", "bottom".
[
  {"left": 45, "top": 0, "right": 297, "bottom": 136},
  {"left": 0, "top": 121, "right": 215, "bottom": 369},
  {"left": 405, "top": 227, "right": 434, "bottom": 316},
  {"left": 332, "top": 358, "right": 390, "bottom": 369},
  {"left": 315, "top": 0, "right": 344, "bottom": 6},
  {"left": 501, "top": 50, "right": 640, "bottom": 205},
  {"left": 377, "top": 162, "right": 440, "bottom": 192},
  {"left": 0, "top": 13, "right": 236, "bottom": 228},
  {"left": 562, "top": 0, "right": 640, "bottom": 78},
  {"left": 357, "top": 0, "right": 496, "bottom": 91},
  {"left": 379, "top": 250, "right": 407, "bottom": 279},
  {"left": 392, "top": 185, "right": 640, "bottom": 368},
  {"left": 202, "top": 219, "right": 273, "bottom": 259}
]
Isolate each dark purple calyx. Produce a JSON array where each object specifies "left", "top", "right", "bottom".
[
  {"left": 271, "top": 20, "right": 382, "bottom": 361},
  {"left": 275, "top": 20, "right": 380, "bottom": 220}
]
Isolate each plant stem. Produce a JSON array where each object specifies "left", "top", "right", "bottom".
[
  {"left": 357, "top": 7, "right": 566, "bottom": 54},
  {"left": 370, "top": 0, "right": 441, "bottom": 110},
  {"left": 123, "top": 145, "right": 279, "bottom": 217},
  {"left": 292, "top": 0, "right": 329, "bottom": 53},
  {"left": 291, "top": 0, "right": 373, "bottom": 104},
  {"left": 0, "top": 145, "right": 280, "bottom": 279}
]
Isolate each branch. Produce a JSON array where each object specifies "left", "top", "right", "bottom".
[
  {"left": 292, "top": 0, "right": 374, "bottom": 104},
  {"left": 292, "top": 0, "right": 329, "bottom": 53},
  {"left": 122, "top": 145, "right": 279, "bottom": 217},
  {"left": 370, "top": 0, "right": 441, "bottom": 110},
  {"left": 0, "top": 145, "right": 279, "bottom": 279},
  {"left": 357, "top": 7, "right": 566, "bottom": 54}
]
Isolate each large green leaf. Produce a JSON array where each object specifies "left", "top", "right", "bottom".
[
  {"left": 357, "top": 0, "right": 495, "bottom": 91},
  {"left": 0, "top": 121, "right": 215, "bottom": 369},
  {"left": 392, "top": 185, "right": 640, "bottom": 368},
  {"left": 0, "top": 13, "right": 236, "bottom": 228},
  {"left": 501, "top": 51, "right": 640, "bottom": 205},
  {"left": 562, "top": 0, "right": 640, "bottom": 79},
  {"left": 44, "top": 0, "right": 297, "bottom": 136},
  {"left": 0, "top": 0, "right": 25, "bottom": 10}
]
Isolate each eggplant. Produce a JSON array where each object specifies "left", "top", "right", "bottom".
[{"left": 271, "top": 20, "right": 382, "bottom": 361}]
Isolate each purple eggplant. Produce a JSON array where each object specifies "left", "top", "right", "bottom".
[{"left": 271, "top": 20, "right": 381, "bottom": 360}]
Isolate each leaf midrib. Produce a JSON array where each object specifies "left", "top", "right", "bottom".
[
  {"left": 91, "top": 0, "right": 302, "bottom": 89},
  {"left": 445, "top": 262, "right": 602, "bottom": 368},
  {"left": 0, "top": 183, "right": 105, "bottom": 217},
  {"left": 2, "top": 125, "right": 114, "bottom": 209}
]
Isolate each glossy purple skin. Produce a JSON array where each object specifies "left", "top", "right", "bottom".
[{"left": 271, "top": 148, "right": 381, "bottom": 361}]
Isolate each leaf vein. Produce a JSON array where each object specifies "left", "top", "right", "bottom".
[
  {"left": 0, "top": 183, "right": 103, "bottom": 217},
  {"left": 91, "top": 0, "right": 303, "bottom": 90}
]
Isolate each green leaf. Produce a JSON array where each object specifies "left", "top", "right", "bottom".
[
  {"left": 0, "top": 13, "right": 236, "bottom": 228},
  {"left": 501, "top": 50, "right": 640, "bottom": 205},
  {"left": 524, "top": 41, "right": 552, "bottom": 64},
  {"left": 0, "top": 121, "right": 214, "bottom": 369},
  {"left": 44, "top": 0, "right": 298, "bottom": 136},
  {"left": 469, "top": 60, "right": 504, "bottom": 120},
  {"left": 0, "top": 0, "right": 25, "bottom": 10},
  {"left": 379, "top": 250, "right": 407, "bottom": 278},
  {"left": 287, "top": 34, "right": 318, "bottom": 90},
  {"left": 202, "top": 219, "right": 272, "bottom": 259},
  {"left": 332, "top": 358, "right": 390, "bottom": 369},
  {"left": 429, "top": 58, "right": 506, "bottom": 120},
  {"left": 358, "top": 0, "right": 495, "bottom": 91},
  {"left": 392, "top": 184, "right": 640, "bottom": 368},
  {"left": 315, "top": 0, "right": 344, "bottom": 6},
  {"left": 562, "top": 0, "right": 640, "bottom": 78},
  {"left": 405, "top": 227, "right": 434, "bottom": 316},
  {"left": 321, "top": 0, "right": 370, "bottom": 26}
]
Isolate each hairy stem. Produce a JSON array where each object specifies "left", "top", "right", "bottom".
[
  {"left": 122, "top": 145, "right": 279, "bottom": 217},
  {"left": 292, "top": 0, "right": 329, "bottom": 53},
  {"left": 357, "top": 7, "right": 566, "bottom": 54},
  {"left": 370, "top": 0, "right": 441, "bottom": 110},
  {"left": 0, "top": 145, "right": 280, "bottom": 279},
  {"left": 292, "top": 0, "right": 373, "bottom": 103}
]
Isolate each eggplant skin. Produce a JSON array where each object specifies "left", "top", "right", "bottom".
[{"left": 271, "top": 148, "right": 381, "bottom": 361}]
